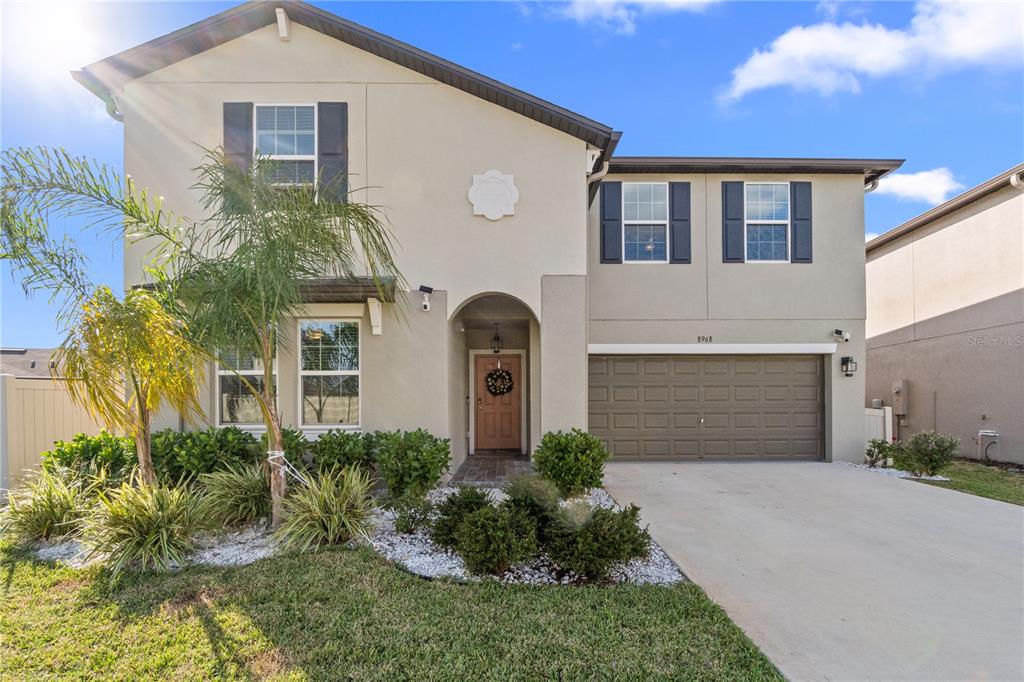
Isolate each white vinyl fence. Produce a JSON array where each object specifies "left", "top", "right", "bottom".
[
  {"left": 0, "top": 374, "right": 105, "bottom": 498},
  {"left": 865, "top": 406, "right": 894, "bottom": 447}
]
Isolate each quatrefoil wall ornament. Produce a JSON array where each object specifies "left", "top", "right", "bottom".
[{"left": 468, "top": 170, "right": 519, "bottom": 221}]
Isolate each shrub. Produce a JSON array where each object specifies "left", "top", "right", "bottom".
[
  {"left": 274, "top": 467, "right": 376, "bottom": 552},
  {"left": 151, "top": 427, "right": 260, "bottom": 483},
  {"left": 503, "top": 474, "right": 561, "bottom": 543},
  {"left": 199, "top": 462, "right": 270, "bottom": 526},
  {"left": 456, "top": 505, "right": 537, "bottom": 575},
  {"left": 313, "top": 430, "right": 375, "bottom": 472},
  {"left": 377, "top": 429, "right": 450, "bottom": 498},
  {"left": 896, "top": 431, "right": 960, "bottom": 477},
  {"left": 865, "top": 438, "right": 899, "bottom": 468},
  {"left": 261, "top": 427, "right": 312, "bottom": 466},
  {"left": 547, "top": 503, "right": 651, "bottom": 582},
  {"left": 430, "top": 486, "right": 492, "bottom": 549},
  {"left": 533, "top": 429, "right": 610, "bottom": 497},
  {"left": 0, "top": 468, "right": 91, "bottom": 542},
  {"left": 82, "top": 482, "right": 210, "bottom": 575},
  {"left": 41, "top": 431, "right": 136, "bottom": 481},
  {"left": 388, "top": 494, "right": 434, "bottom": 535}
]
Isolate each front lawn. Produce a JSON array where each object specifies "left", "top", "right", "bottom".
[
  {"left": 920, "top": 458, "right": 1024, "bottom": 506},
  {"left": 0, "top": 543, "right": 780, "bottom": 680}
]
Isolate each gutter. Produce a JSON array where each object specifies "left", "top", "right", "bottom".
[{"left": 71, "top": 70, "right": 122, "bottom": 122}]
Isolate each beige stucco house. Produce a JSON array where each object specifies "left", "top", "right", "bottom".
[
  {"left": 866, "top": 164, "right": 1024, "bottom": 464},
  {"left": 74, "top": 0, "right": 901, "bottom": 470}
]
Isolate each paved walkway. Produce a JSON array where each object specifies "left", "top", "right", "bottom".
[
  {"left": 605, "top": 461, "right": 1024, "bottom": 681},
  {"left": 449, "top": 452, "right": 533, "bottom": 485}
]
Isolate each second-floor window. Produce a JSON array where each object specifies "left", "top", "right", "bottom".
[
  {"left": 623, "top": 182, "right": 668, "bottom": 263},
  {"left": 255, "top": 105, "right": 316, "bottom": 185},
  {"left": 745, "top": 182, "right": 789, "bottom": 262}
]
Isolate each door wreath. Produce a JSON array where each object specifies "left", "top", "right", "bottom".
[{"left": 485, "top": 368, "right": 514, "bottom": 396}]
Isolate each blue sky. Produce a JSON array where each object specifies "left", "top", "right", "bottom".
[{"left": 2, "top": 0, "right": 1022, "bottom": 348}]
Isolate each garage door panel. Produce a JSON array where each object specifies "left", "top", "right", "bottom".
[{"left": 589, "top": 355, "right": 824, "bottom": 461}]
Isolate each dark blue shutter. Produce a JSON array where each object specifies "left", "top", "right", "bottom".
[
  {"left": 223, "top": 102, "right": 253, "bottom": 173},
  {"left": 790, "top": 181, "right": 812, "bottom": 263},
  {"left": 722, "top": 181, "right": 745, "bottom": 263},
  {"left": 669, "top": 182, "right": 691, "bottom": 264},
  {"left": 317, "top": 102, "right": 348, "bottom": 202},
  {"left": 600, "top": 182, "right": 623, "bottom": 264}
]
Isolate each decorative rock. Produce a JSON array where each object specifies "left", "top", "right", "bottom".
[{"left": 842, "top": 462, "right": 950, "bottom": 481}]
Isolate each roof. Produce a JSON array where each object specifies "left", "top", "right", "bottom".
[
  {"left": 866, "top": 163, "right": 1024, "bottom": 253},
  {"left": 0, "top": 348, "right": 58, "bottom": 379},
  {"left": 72, "top": 0, "right": 616, "bottom": 164},
  {"left": 609, "top": 157, "right": 904, "bottom": 186}
]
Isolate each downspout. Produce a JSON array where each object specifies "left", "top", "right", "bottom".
[
  {"left": 1009, "top": 170, "right": 1024, "bottom": 192},
  {"left": 864, "top": 178, "right": 879, "bottom": 193},
  {"left": 587, "top": 161, "right": 610, "bottom": 185}
]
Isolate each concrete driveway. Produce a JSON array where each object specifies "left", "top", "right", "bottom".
[{"left": 605, "top": 462, "right": 1024, "bottom": 681}]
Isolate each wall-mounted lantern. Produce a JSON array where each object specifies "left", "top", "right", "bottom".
[
  {"left": 841, "top": 356, "right": 858, "bottom": 377},
  {"left": 491, "top": 323, "right": 504, "bottom": 354}
]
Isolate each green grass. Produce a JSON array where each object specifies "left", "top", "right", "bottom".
[
  {"left": 0, "top": 542, "right": 780, "bottom": 681},
  {"left": 921, "top": 459, "right": 1024, "bottom": 506}
]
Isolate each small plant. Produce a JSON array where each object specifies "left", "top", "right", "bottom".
[
  {"left": 274, "top": 467, "right": 376, "bottom": 552},
  {"left": 82, "top": 482, "right": 211, "bottom": 575},
  {"left": 533, "top": 429, "right": 610, "bottom": 497},
  {"left": 865, "top": 438, "right": 899, "bottom": 468},
  {"left": 151, "top": 426, "right": 260, "bottom": 483},
  {"left": 547, "top": 503, "right": 651, "bottom": 582},
  {"left": 895, "top": 431, "right": 960, "bottom": 477},
  {"left": 199, "top": 462, "right": 271, "bottom": 526},
  {"left": 0, "top": 468, "right": 92, "bottom": 542},
  {"left": 377, "top": 429, "right": 451, "bottom": 498},
  {"left": 503, "top": 474, "right": 561, "bottom": 542},
  {"left": 388, "top": 494, "right": 434, "bottom": 535},
  {"left": 430, "top": 486, "right": 492, "bottom": 548},
  {"left": 313, "top": 430, "right": 376, "bottom": 472},
  {"left": 41, "top": 431, "right": 137, "bottom": 481},
  {"left": 456, "top": 504, "right": 537, "bottom": 575},
  {"left": 261, "top": 427, "right": 311, "bottom": 466}
]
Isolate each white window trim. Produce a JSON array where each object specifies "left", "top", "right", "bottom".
[
  {"left": 297, "top": 318, "right": 361, "bottom": 431},
  {"left": 743, "top": 181, "right": 790, "bottom": 264},
  {"left": 253, "top": 103, "right": 318, "bottom": 186},
  {"left": 622, "top": 181, "right": 670, "bottom": 264},
  {"left": 215, "top": 355, "right": 278, "bottom": 429}
]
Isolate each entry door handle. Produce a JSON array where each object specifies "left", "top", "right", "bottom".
[{"left": 477, "top": 398, "right": 483, "bottom": 410}]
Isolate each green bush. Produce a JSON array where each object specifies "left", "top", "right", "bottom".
[
  {"left": 151, "top": 427, "right": 260, "bottom": 483},
  {"left": 377, "top": 429, "right": 450, "bottom": 498},
  {"left": 82, "top": 482, "right": 211, "bottom": 576},
  {"left": 503, "top": 474, "right": 560, "bottom": 543},
  {"left": 0, "top": 468, "right": 92, "bottom": 542},
  {"left": 274, "top": 467, "right": 376, "bottom": 552},
  {"left": 313, "top": 430, "right": 376, "bottom": 472},
  {"left": 533, "top": 429, "right": 610, "bottom": 497},
  {"left": 430, "top": 486, "right": 491, "bottom": 548},
  {"left": 547, "top": 503, "right": 651, "bottom": 582},
  {"left": 388, "top": 494, "right": 434, "bottom": 535},
  {"left": 261, "top": 427, "right": 311, "bottom": 466},
  {"left": 456, "top": 504, "right": 537, "bottom": 575},
  {"left": 895, "top": 431, "right": 960, "bottom": 477},
  {"left": 199, "top": 462, "right": 270, "bottom": 526},
  {"left": 41, "top": 431, "right": 136, "bottom": 481},
  {"left": 865, "top": 438, "right": 899, "bottom": 468}
]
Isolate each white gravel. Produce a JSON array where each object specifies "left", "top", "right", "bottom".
[
  {"left": 32, "top": 539, "right": 96, "bottom": 569},
  {"left": 843, "top": 462, "right": 950, "bottom": 481},
  {"left": 190, "top": 523, "right": 278, "bottom": 567}
]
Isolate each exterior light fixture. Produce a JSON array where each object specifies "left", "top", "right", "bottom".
[
  {"left": 491, "top": 323, "right": 504, "bottom": 354},
  {"left": 841, "top": 356, "right": 858, "bottom": 377},
  {"left": 307, "top": 327, "right": 324, "bottom": 342}
]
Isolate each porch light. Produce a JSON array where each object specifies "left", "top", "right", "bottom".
[
  {"left": 491, "top": 324, "right": 504, "bottom": 354},
  {"left": 841, "top": 356, "right": 858, "bottom": 377}
]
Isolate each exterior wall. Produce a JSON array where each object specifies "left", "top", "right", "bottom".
[
  {"left": 587, "top": 173, "right": 869, "bottom": 461},
  {"left": 541, "top": 275, "right": 589, "bottom": 434},
  {"left": 866, "top": 186, "right": 1024, "bottom": 463}
]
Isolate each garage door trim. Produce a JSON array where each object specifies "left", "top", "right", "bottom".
[{"left": 588, "top": 343, "right": 838, "bottom": 355}]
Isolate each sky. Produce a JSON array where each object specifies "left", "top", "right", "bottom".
[{"left": 2, "top": 0, "right": 1022, "bottom": 348}]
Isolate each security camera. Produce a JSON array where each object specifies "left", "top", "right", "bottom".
[
  {"left": 833, "top": 329, "right": 851, "bottom": 342},
  {"left": 418, "top": 285, "right": 433, "bottom": 312}
]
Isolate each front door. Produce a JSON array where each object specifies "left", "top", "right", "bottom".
[{"left": 475, "top": 354, "right": 522, "bottom": 452}]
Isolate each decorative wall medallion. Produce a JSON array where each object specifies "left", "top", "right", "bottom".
[{"left": 468, "top": 170, "right": 519, "bottom": 221}]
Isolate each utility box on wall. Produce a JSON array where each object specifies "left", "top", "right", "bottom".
[{"left": 891, "top": 379, "right": 908, "bottom": 416}]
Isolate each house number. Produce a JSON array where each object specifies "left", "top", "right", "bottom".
[{"left": 697, "top": 336, "right": 713, "bottom": 343}]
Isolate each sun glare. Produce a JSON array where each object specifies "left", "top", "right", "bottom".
[{"left": 5, "top": 1, "right": 103, "bottom": 85}]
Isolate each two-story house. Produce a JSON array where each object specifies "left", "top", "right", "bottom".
[{"left": 73, "top": 0, "right": 901, "bottom": 470}]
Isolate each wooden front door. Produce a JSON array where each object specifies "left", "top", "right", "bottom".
[{"left": 474, "top": 354, "right": 522, "bottom": 452}]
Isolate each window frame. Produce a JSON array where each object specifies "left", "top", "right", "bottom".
[
  {"left": 743, "top": 181, "right": 791, "bottom": 264},
  {"left": 214, "top": 352, "right": 278, "bottom": 429},
  {"left": 621, "top": 181, "right": 670, "bottom": 264},
  {"left": 253, "top": 103, "right": 318, "bottom": 187},
  {"left": 297, "top": 318, "right": 361, "bottom": 431}
]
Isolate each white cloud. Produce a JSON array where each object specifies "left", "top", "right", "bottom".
[
  {"left": 864, "top": 232, "right": 879, "bottom": 242},
  {"left": 722, "top": 1, "right": 1023, "bottom": 102},
  {"left": 875, "top": 167, "right": 965, "bottom": 205},
  {"left": 556, "top": 0, "right": 720, "bottom": 35}
]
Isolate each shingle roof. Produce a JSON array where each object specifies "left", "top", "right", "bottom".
[{"left": 0, "top": 348, "right": 59, "bottom": 379}]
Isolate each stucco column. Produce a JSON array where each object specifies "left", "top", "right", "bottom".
[
  {"left": 540, "top": 275, "right": 588, "bottom": 434},
  {"left": 827, "top": 322, "right": 867, "bottom": 462}
]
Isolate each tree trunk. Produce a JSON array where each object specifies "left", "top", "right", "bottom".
[
  {"left": 134, "top": 408, "right": 156, "bottom": 486},
  {"left": 267, "top": 402, "right": 288, "bottom": 526}
]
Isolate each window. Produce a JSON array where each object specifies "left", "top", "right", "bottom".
[
  {"left": 745, "top": 183, "right": 789, "bottom": 262},
  {"left": 217, "top": 350, "right": 276, "bottom": 427},
  {"left": 623, "top": 182, "right": 668, "bottom": 262},
  {"left": 255, "top": 105, "right": 316, "bottom": 185},
  {"left": 299, "top": 320, "right": 359, "bottom": 427}
]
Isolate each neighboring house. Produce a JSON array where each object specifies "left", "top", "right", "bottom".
[
  {"left": 73, "top": 0, "right": 900, "bottom": 469},
  {"left": 866, "top": 164, "right": 1024, "bottom": 464},
  {"left": 0, "top": 348, "right": 57, "bottom": 378}
]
